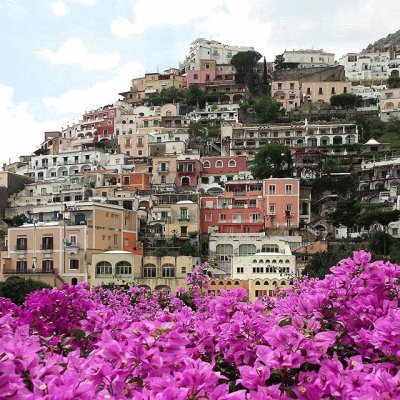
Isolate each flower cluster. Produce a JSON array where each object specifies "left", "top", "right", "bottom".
[{"left": 1, "top": 251, "right": 400, "bottom": 399}]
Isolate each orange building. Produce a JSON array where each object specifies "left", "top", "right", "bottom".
[{"left": 118, "top": 172, "right": 151, "bottom": 191}]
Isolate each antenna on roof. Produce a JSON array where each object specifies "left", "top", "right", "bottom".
[{"left": 157, "top": 65, "right": 159, "bottom": 73}]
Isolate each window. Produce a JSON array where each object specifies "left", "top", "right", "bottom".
[
  {"left": 181, "top": 226, "right": 188, "bottom": 237},
  {"left": 285, "top": 184, "right": 293, "bottom": 194},
  {"left": 123, "top": 176, "right": 130, "bottom": 185},
  {"left": 162, "top": 264, "right": 175, "bottom": 278},
  {"left": 201, "top": 177, "right": 209, "bottom": 184},
  {"left": 331, "top": 87, "right": 336, "bottom": 94},
  {"left": 290, "top": 83, "right": 295, "bottom": 90},
  {"left": 205, "top": 74, "right": 210, "bottom": 81},
  {"left": 318, "top": 87, "right": 323, "bottom": 95},
  {"left": 70, "top": 259, "right": 79, "bottom": 270},
  {"left": 228, "top": 159, "right": 236, "bottom": 167},
  {"left": 113, "top": 235, "right": 118, "bottom": 246},
  {"left": 219, "top": 213, "right": 226, "bottom": 221},
  {"left": 215, "top": 160, "right": 223, "bottom": 168},
  {"left": 277, "top": 83, "right": 282, "bottom": 89},
  {"left": 69, "top": 235, "right": 77, "bottom": 246},
  {"left": 262, "top": 244, "right": 279, "bottom": 253},
  {"left": 42, "top": 236, "right": 53, "bottom": 250},
  {"left": 161, "top": 175, "right": 166, "bottom": 184},
  {"left": 182, "top": 266, "right": 187, "bottom": 274},
  {"left": 143, "top": 264, "right": 156, "bottom": 278},
  {"left": 116, "top": 261, "right": 132, "bottom": 276},
  {"left": 178, "top": 164, "right": 184, "bottom": 172},
  {"left": 344, "top": 87, "right": 348, "bottom": 93},
  {"left": 125, "top": 138, "right": 131, "bottom": 147},
  {"left": 269, "top": 185, "right": 276, "bottom": 195},
  {"left": 306, "top": 88, "right": 311, "bottom": 95},
  {"left": 187, "top": 163, "right": 193, "bottom": 172},
  {"left": 143, "top": 120, "right": 148, "bottom": 127},
  {"left": 193, "top": 73, "right": 198, "bottom": 80},
  {"left": 16, "top": 260, "right": 27, "bottom": 272},
  {"left": 160, "top": 162, "right": 167, "bottom": 172},
  {"left": 236, "top": 267, "right": 244, "bottom": 273},
  {"left": 42, "top": 260, "right": 53, "bottom": 272},
  {"left": 252, "top": 266, "right": 264, "bottom": 273},
  {"left": 393, "top": 228, "right": 399, "bottom": 236},
  {"left": 205, "top": 213, "right": 212, "bottom": 221},
  {"left": 95, "top": 261, "right": 111, "bottom": 276},
  {"left": 239, "top": 244, "right": 256, "bottom": 255},
  {"left": 180, "top": 208, "right": 189, "bottom": 220},
  {"left": 137, "top": 138, "right": 143, "bottom": 146},
  {"left": 203, "top": 160, "right": 210, "bottom": 168},
  {"left": 16, "top": 237, "right": 27, "bottom": 251}
]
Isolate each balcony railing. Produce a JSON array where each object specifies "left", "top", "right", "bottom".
[
  {"left": 14, "top": 246, "right": 27, "bottom": 252},
  {"left": 40, "top": 245, "right": 53, "bottom": 252},
  {"left": 3, "top": 268, "right": 55, "bottom": 275}
]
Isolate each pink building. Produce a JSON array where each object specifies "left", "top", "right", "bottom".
[
  {"left": 200, "top": 181, "right": 264, "bottom": 234},
  {"left": 263, "top": 178, "right": 300, "bottom": 230},
  {"left": 81, "top": 107, "right": 116, "bottom": 141},
  {"left": 186, "top": 60, "right": 235, "bottom": 89}
]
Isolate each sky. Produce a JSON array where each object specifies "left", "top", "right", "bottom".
[{"left": 1, "top": 0, "right": 400, "bottom": 165}]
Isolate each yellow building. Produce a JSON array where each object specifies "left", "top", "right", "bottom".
[{"left": 2, "top": 202, "right": 139, "bottom": 286}]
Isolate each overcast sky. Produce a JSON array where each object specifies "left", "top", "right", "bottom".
[{"left": 1, "top": 0, "right": 400, "bottom": 165}]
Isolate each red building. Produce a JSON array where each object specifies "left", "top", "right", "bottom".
[
  {"left": 176, "top": 158, "right": 202, "bottom": 188},
  {"left": 200, "top": 181, "right": 265, "bottom": 234},
  {"left": 200, "top": 155, "right": 249, "bottom": 183},
  {"left": 81, "top": 107, "right": 116, "bottom": 141}
]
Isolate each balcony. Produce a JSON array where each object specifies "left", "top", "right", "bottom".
[
  {"left": 3, "top": 268, "right": 55, "bottom": 275},
  {"left": 157, "top": 166, "right": 169, "bottom": 173},
  {"left": 177, "top": 168, "right": 196, "bottom": 174},
  {"left": 178, "top": 216, "right": 190, "bottom": 222}
]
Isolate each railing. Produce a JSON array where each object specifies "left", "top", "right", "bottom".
[
  {"left": 3, "top": 269, "right": 55, "bottom": 275},
  {"left": 14, "top": 246, "right": 27, "bottom": 252}
]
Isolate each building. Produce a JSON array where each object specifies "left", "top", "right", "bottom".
[
  {"left": 339, "top": 51, "right": 390, "bottom": 81},
  {"left": 2, "top": 202, "right": 140, "bottom": 286},
  {"left": 200, "top": 180, "right": 264, "bottom": 234},
  {"left": 221, "top": 121, "right": 358, "bottom": 157},
  {"left": 282, "top": 49, "right": 335, "bottom": 68},
  {"left": 181, "top": 38, "right": 254, "bottom": 72},
  {"left": 263, "top": 178, "right": 300, "bottom": 230},
  {"left": 119, "top": 71, "right": 186, "bottom": 104},
  {"left": 176, "top": 156, "right": 202, "bottom": 188},
  {"left": 272, "top": 65, "right": 349, "bottom": 110},
  {"left": 380, "top": 87, "right": 400, "bottom": 121},
  {"left": 188, "top": 103, "right": 240, "bottom": 124}
]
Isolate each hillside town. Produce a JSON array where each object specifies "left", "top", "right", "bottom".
[{"left": 2, "top": 37, "right": 400, "bottom": 301}]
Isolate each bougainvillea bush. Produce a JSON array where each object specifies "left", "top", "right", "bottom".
[{"left": 1, "top": 251, "right": 400, "bottom": 399}]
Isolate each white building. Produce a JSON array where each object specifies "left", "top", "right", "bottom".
[
  {"left": 379, "top": 87, "right": 400, "bottom": 121},
  {"left": 231, "top": 250, "right": 296, "bottom": 280},
  {"left": 351, "top": 84, "right": 386, "bottom": 101},
  {"left": 339, "top": 51, "right": 390, "bottom": 81},
  {"left": 188, "top": 103, "right": 240, "bottom": 123},
  {"left": 181, "top": 38, "right": 254, "bottom": 72},
  {"left": 209, "top": 232, "right": 302, "bottom": 274},
  {"left": 282, "top": 49, "right": 335, "bottom": 68}
]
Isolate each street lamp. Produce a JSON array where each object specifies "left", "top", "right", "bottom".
[{"left": 32, "top": 218, "right": 37, "bottom": 272}]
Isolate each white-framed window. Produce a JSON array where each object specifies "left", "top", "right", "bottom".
[
  {"left": 203, "top": 160, "right": 211, "bottom": 168},
  {"left": 228, "top": 160, "right": 236, "bottom": 167},
  {"left": 269, "top": 185, "right": 276, "bottom": 195},
  {"left": 215, "top": 160, "right": 223, "bottom": 168},
  {"left": 285, "top": 184, "right": 293, "bottom": 194},
  {"left": 252, "top": 266, "right": 264, "bottom": 273},
  {"left": 236, "top": 267, "right": 244, "bottom": 274},
  {"left": 205, "top": 214, "right": 212, "bottom": 221},
  {"left": 113, "top": 235, "right": 118, "bottom": 245}
]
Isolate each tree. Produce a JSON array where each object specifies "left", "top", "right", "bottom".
[
  {"left": 260, "top": 56, "right": 270, "bottom": 96},
  {"left": 302, "top": 251, "right": 350, "bottom": 279},
  {"left": 274, "top": 54, "right": 285, "bottom": 71},
  {"left": 330, "top": 196, "right": 361, "bottom": 246},
  {"left": 254, "top": 96, "right": 279, "bottom": 123},
  {"left": 387, "top": 76, "right": 400, "bottom": 89},
  {"left": 230, "top": 50, "right": 262, "bottom": 91},
  {"left": 330, "top": 93, "right": 358, "bottom": 108},
  {"left": 0, "top": 278, "right": 51, "bottom": 305},
  {"left": 250, "top": 143, "right": 292, "bottom": 179}
]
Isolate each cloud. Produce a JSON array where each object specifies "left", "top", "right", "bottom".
[
  {"left": 111, "top": 0, "right": 225, "bottom": 37},
  {"left": 0, "top": 84, "right": 66, "bottom": 164},
  {"left": 39, "top": 38, "right": 121, "bottom": 71},
  {"left": 50, "top": 1, "right": 67, "bottom": 16},
  {"left": 42, "top": 61, "right": 145, "bottom": 114},
  {"left": 49, "top": 0, "right": 96, "bottom": 16}
]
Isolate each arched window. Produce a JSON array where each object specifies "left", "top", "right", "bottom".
[
  {"left": 234, "top": 281, "right": 240, "bottom": 285},
  {"left": 193, "top": 73, "right": 198, "bottom": 80},
  {"left": 96, "top": 261, "right": 112, "bottom": 277},
  {"left": 228, "top": 160, "right": 236, "bottom": 167},
  {"left": 226, "top": 281, "right": 232, "bottom": 285},
  {"left": 162, "top": 264, "right": 175, "bottom": 278},
  {"left": 143, "top": 264, "right": 156, "bottom": 278},
  {"left": 215, "top": 160, "right": 223, "bottom": 168},
  {"left": 122, "top": 120, "right": 126, "bottom": 124},
  {"left": 116, "top": 261, "right": 132, "bottom": 276},
  {"left": 263, "top": 280, "right": 269, "bottom": 285},
  {"left": 278, "top": 259, "right": 283, "bottom": 263},
  {"left": 216, "top": 244, "right": 233, "bottom": 255},
  {"left": 239, "top": 244, "right": 256, "bottom": 256},
  {"left": 210, "top": 281, "right": 216, "bottom": 285},
  {"left": 219, "top": 281, "right": 224, "bottom": 285},
  {"left": 203, "top": 160, "right": 211, "bottom": 168},
  {"left": 255, "top": 281, "right": 261, "bottom": 286},
  {"left": 281, "top": 281, "right": 286, "bottom": 286},
  {"left": 253, "top": 259, "right": 258, "bottom": 263},
  {"left": 181, "top": 177, "right": 190, "bottom": 186},
  {"left": 285, "top": 259, "right": 290, "bottom": 264},
  {"left": 259, "top": 259, "right": 264, "bottom": 263},
  {"left": 129, "top": 120, "right": 134, "bottom": 124}
]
